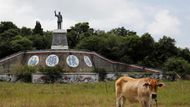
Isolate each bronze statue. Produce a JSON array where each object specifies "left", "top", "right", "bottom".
[{"left": 54, "top": 10, "right": 62, "bottom": 29}]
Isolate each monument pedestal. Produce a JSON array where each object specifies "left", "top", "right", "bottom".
[{"left": 51, "top": 29, "right": 69, "bottom": 49}]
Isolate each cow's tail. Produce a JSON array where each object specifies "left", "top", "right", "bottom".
[{"left": 115, "top": 76, "right": 129, "bottom": 107}]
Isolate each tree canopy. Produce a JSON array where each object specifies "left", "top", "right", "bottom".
[
  {"left": 0, "top": 21, "right": 51, "bottom": 58},
  {"left": 0, "top": 21, "right": 190, "bottom": 78}
]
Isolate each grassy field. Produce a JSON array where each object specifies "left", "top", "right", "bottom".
[{"left": 0, "top": 81, "right": 189, "bottom": 107}]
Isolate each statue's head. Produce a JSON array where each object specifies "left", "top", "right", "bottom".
[{"left": 59, "top": 12, "right": 61, "bottom": 15}]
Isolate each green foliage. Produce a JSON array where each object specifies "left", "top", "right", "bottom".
[
  {"left": 29, "top": 34, "right": 52, "bottom": 49},
  {"left": 38, "top": 65, "right": 66, "bottom": 74},
  {"left": 0, "top": 21, "right": 190, "bottom": 79},
  {"left": 0, "top": 21, "right": 51, "bottom": 58},
  {"left": 0, "top": 28, "right": 20, "bottom": 57},
  {"left": 10, "top": 35, "right": 33, "bottom": 52},
  {"left": 0, "top": 28, "right": 19, "bottom": 41},
  {"left": 164, "top": 57, "right": 190, "bottom": 78},
  {"left": 93, "top": 68, "right": 107, "bottom": 81},
  {"left": 108, "top": 27, "right": 136, "bottom": 36},
  {"left": 13, "top": 65, "right": 36, "bottom": 82},
  {"left": 12, "top": 65, "right": 66, "bottom": 82},
  {"left": 20, "top": 27, "right": 32, "bottom": 36},
  {"left": 120, "top": 35, "right": 142, "bottom": 63},
  {"left": 76, "top": 35, "right": 104, "bottom": 52},
  {"left": 178, "top": 48, "right": 190, "bottom": 63},
  {"left": 33, "top": 21, "right": 43, "bottom": 35},
  {"left": 67, "top": 22, "right": 94, "bottom": 48},
  {"left": 38, "top": 66, "right": 66, "bottom": 83},
  {"left": 99, "top": 34, "right": 123, "bottom": 60},
  {"left": 156, "top": 36, "right": 178, "bottom": 62},
  {"left": 0, "top": 21, "right": 18, "bottom": 33},
  {"left": 12, "top": 64, "right": 36, "bottom": 75}
]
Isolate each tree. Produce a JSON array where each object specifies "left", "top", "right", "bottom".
[
  {"left": 140, "top": 33, "right": 155, "bottom": 55},
  {"left": 98, "top": 34, "right": 123, "bottom": 60},
  {"left": 164, "top": 57, "right": 190, "bottom": 78},
  {"left": 138, "top": 33, "right": 155, "bottom": 66},
  {"left": 76, "top": 35, "right": 103, "bottom": 52},
  {"left": 109, "top": 27, "right": 136, "bottom": 36},
  {"left": 33, "top": 21, "right": 43, "bottom": 35},
  {"left": 178, "top": 48, "right": 190, "bottom": 63},
  {"left": 67, "top": 22, "right": 94, "bottom": 48},
  {"left": 0, "top": 28, "right": 19, "bottom": 41},
  {"left": 0, "top": 40, "right": 12, "bottom": 58},
  {"left": 20, "top": 27, "right": 32, "bottom": 36},
  {"left": 10, "top": 35, "right": 33, "bottom": 52},
  {"left": 0, "top": 21, "right": 18, "bottom": 33},
  {"left": 153, "top": 36, "right": 178, "bottom": 66},
  {"left": 29, "top": 34, "right": 51, "bottom": 50},
  {"left": 120, "top": 35, "right": 142, "bottom": 64}
]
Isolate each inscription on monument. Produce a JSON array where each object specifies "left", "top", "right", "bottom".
[
  {"left": 84, "top": 56, "right": 92, "bottom": 67},
  {"left": 52, "top": 32, "right": 67, "bottom": 46},
  {"left": 28, "top": 55, "right": 39, "bottom": 66},
  {"left": 45, "top": 54, "right": 59, "bottom": 67},
  {"left": 66, "top": 55, "right": 79, "bottom": 67}
]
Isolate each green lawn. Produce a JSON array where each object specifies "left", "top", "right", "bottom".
[{"left": 0, "top": 81, "right": 189, "bottom": 107}]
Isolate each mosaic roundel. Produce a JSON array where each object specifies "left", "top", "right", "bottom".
[
  {"left": 84, "top": 56, "right": 92, "bottom": 67},
  {"left": 66, "top": 55, "right": 79, "bottom": 67},
  {"left": 28, "top": 55, "right": 39, "bottom": 66},
  {"left": 45, "top": 54, "right": 59, "bottom": 67}
]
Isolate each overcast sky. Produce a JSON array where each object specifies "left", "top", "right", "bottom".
[{"left": 0, "top": 0, "right": 190, "bottom": 48}]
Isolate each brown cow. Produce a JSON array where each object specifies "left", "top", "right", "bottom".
[{"left": 115, "top": 76, "right": 165, "bottom": 107}]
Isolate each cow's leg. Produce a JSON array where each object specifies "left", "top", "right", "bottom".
[
  {"left": 140, "top": 100, "right": 149, "bottom": 107},
  {"left": 116, "top": 95, "right": 122, "bottom": 107},
  {"left": 120, "top": 96, "right": 126, "bottom": 107},
  {"left": 148, "top": 100, "right": 153, "bottom": 107},
  {"left": 116, "top": 96, "right": 126, "bottom": 107},
  {"left": 116, "top": 86, "right": 122, "bottom": 107},
  {"left": 116, "top": 96, "right": 120, "bottom": 107}
]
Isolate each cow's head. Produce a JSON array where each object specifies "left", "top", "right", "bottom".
[{"left": 143, "top": 78, "right": 165, "bottom": 99}]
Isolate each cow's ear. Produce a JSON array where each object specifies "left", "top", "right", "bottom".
[
  {"left": 158, "top": 83, "right": 165, "bottom": 87},
  {"left": 143, "top": 82, "right": 150, "bottom": 87}
]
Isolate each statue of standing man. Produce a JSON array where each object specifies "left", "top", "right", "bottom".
[{"left": 54, "top": 10, "right": 62, "bottom": 29}]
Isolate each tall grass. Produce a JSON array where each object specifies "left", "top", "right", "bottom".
[
  {"left": 158, "top": 81, "right": 190, "bottom": 107},
  {"left": 0, "top": 81, "right": 189, "bottom": 107}
]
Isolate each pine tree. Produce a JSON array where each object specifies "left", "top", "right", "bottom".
[{"left": 33, "top": 21, "right": 43, "bottom": 35}]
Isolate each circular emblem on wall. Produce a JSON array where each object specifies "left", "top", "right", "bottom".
[
  {"left": 84, "top": 56, "right": 92, "bottom": 67},
  {"left": 28, "top": 55, "right": 39, "bottom": 66},
  {"left": 45, "top": 54, "right": 59, "bottom": 67},
  {"left": 66, "top": 55, "right": 79, "bottom": 67}
]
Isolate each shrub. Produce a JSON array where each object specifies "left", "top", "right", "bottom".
[
  {"left": 10, "top": 64, "right": 66, "bottom": 82},
  {"left": 163, "top": 57, "right": 190, "bottom": 79},
  {"left": 38, "top": 65, "right": 66, "bottom": 83},
  {"left": 93, "top": 68, "right": 107, "bottom": 81},
  {"left": 11, "top": 64, "right": 36, "bottom": 82}
]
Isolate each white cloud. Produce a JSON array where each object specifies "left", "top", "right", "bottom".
[
  {"left": 0, "top": 0, "right": 189, "bottom": 48},
  {"left": 76, "top": 0, "right": 146, "bottom": 31},
  {"left": 0, "top": 0, "right": 146, "bottom": 31},
  {"left": 147, "top": 10, "right": 181, "bottom": 38}
]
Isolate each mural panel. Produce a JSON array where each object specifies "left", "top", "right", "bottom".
[
  {"left": 84, "top": 56, "right": 92, "bottom": 67},
  {"left": 45, "top": 54, "right": 59, "bottom": 67},
  {"left": 66, "top": 55, "right": 79, "bottom": 67},
  {"left": 32, "top": 73, "right": 99, "bottom": 83},
  {"left": 28, "top": 55, "right": 39, "bottom": 66}
]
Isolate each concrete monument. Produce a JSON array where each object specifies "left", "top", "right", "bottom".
[{"left": 51, "top": 10, "right": 68, "bottom": 49}]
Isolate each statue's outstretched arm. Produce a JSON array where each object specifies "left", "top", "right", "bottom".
[{"left": 54, "top": 10, "right": 57, "bottom": 16}]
